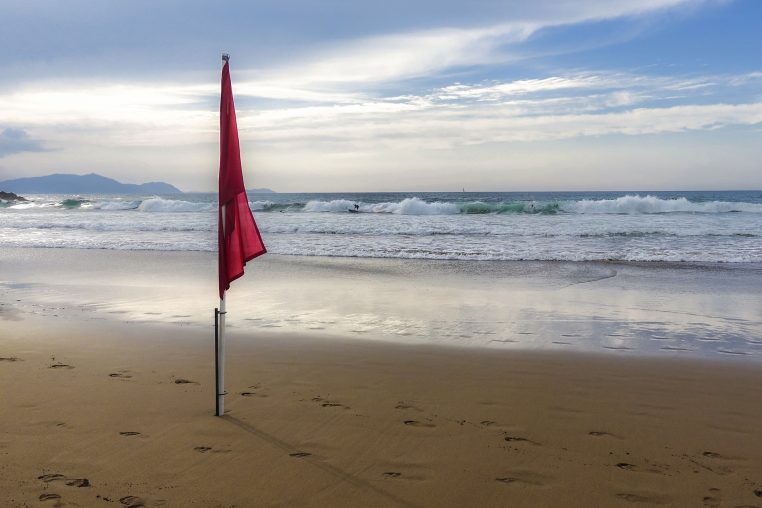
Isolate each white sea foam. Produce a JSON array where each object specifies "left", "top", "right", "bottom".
[
  {"left": 562, "top": 195, "right": 762, "bottom": 214},
  {"left": 137, "top": 197, "right": 214, "bottom": 213},
  {"left": 370, "top": 197, "right": 459, "bottom": 215},
  {"left": 91, "top": 200, "right": 139, "bottom": 210},
  {"left": 8, "top": 202, "right": 44, "bottom": 209},
  {"left": 303, "top": 199, "right": 361, "bottom": 213},
  {"left": 249, "top": 200, "right": 276, "bottom": 211},
  {"left": 303, "top": 197, "right": 459, "bottom": 215}
]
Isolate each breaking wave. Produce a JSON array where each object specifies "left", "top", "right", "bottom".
[
  {"left": 290, "top": 195, "right": 762, "bottom": 215},
  {"left": 136, "top": 198, "right": 213, "bottom": 213},
  {"left": 5, "top": 194, "right": 761, "bottom": 215},
  {"left": 562, "top": 195, "right": 762, "bottom": 214}
]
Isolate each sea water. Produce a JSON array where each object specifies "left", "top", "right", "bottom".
[
  {"left": 2, "top": 191, "right": 762, "bottom": 359},
  {"left": 1, "top": 190, "right": 761, "bottom": 263}
]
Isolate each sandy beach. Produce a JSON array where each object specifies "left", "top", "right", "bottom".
[{"left": 2, "top": 249, "right": 762, "bottom": 507}]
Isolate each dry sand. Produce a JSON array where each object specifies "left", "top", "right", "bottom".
[{"left": 1, "top": 316, "right": 762, "bottom": 507}]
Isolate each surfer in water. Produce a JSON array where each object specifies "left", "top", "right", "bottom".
[{"left": 354, "top": 203, "right": 360, "bottom": 211}]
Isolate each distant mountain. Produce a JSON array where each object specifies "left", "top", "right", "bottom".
[
  {"left": 0, "top": 173, "right": 182, "bottom": 194},
  {"left": 247, "top": 188, "right": 275, "bottom": 193}
]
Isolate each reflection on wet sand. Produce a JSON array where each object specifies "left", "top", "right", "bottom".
[{"left": 1, "top": 248, "right": 760, "bottom": 361}]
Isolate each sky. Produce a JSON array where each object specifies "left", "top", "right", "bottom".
[{"left": 0, "top": 0, "right": 760, "bottom": 192}]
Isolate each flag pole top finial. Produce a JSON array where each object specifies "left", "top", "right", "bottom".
[{"left": 222, "top": 53, "right": 230, "bottom": 62}]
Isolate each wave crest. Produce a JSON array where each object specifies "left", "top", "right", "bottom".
[
  {"left": 562, "top": 195, "right": 762, "bottom": 214},
  {"left": 137, "top": 198, "right": 214, "bottom": 213},
  {"left": 303, "top": 197, "right": 459, "bottom": 215}
]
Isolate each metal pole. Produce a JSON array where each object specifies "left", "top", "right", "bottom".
[
  {"left": 217, "top": 296, "right": 226, "bottom": 415},
  {"left": 214, "top": 307, "right": 220, "bottom": 416},
  {"left": 216, "top": 202, "right": 227, "bottom": 416}
]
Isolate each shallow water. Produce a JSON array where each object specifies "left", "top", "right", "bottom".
[{"left": 2, "top": 248, "right": 760, "bottom": 361}]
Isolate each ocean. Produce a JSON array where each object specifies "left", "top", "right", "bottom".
[
  {"left": 2, "top": 190, "right": 761, "bottom": 263},
  {"left": 2, "top": 190, "right": 762, "bottom": 360}
]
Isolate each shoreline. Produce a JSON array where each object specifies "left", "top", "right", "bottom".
[{"left": 2, "top": 247, "right": 761, "bottom": 362}]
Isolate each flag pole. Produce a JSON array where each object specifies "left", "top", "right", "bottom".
[
  {"left": 216, "top": 52, "right": 230, "bottom": 417},
  {"left": 216, "top": 51, "right": 266, "bottom": 416}
]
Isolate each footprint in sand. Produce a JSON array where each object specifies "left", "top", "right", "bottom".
[
  {"left": 395, "top": 402, "right": 422, "bottom": 411},
  {"left": 49, "top": 363, "right": 74, "bottom": 369},
  {"left": 38, "top": 474, "right": 90, "bottom": 487},
  {"left": 702, "top": 494, "right": 720, "bottom": 505},
  {"left": 289, "top": 452, "right": 311, "bottom": 458},
  {"left": 119, "top": 495, "right": 167, "bottom": 507},
  {"left": 192, "top": 446, "right": 230, "bottom": 454},
  {"left": 494, "top": 471, "right": 548, "bottom": 487},
  {"left": 39, "top": 493, "right": 61, "bottom": 502},
  {"left": 109, "top": 371, "right": 132, "bottom": 379},
  {"left": 66, "top": 478, "right": 90, "bottom": 487},
  {"left": 0, "top": 357, "right": 20, "bottom": 362},
  {"left": 241, "top": 383, "right": 267, "bottom": 398},
  {"left": 589, "top": 431, "right": 618, "bottom": 438},
  {"left": 615, "top": 462, "right": 667, "bottom": 475},
  {"left": 38, "top": 474, "right": 66, "bottom": 483},
  {"left": 312, "top": 396, "right": 347, "bottom": 408},
  {"left": 403, "top": 420, "right": 436, "bottom": 428},
  {"left": 120, "top": 496, "right": 145, "bottom": 508},
  {"left": 119, "top": 431, "right": 141, "bottom": 437},
  {"left": 173, "top": 378, "right": 197, "bottom": 385},
  {"left": 382, "top": 472, "right": 401, "bottom": 478},
  {"left": 504, "top": 436, "right": 541, "bottom": 445},
  {"left": 615, "top": 492, "right": 669, "bottom": 504}
]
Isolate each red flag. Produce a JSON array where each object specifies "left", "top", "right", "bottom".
[{"left": 218, "top": 60, "right": 266, "bottom": 298}]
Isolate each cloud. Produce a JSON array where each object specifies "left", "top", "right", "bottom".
[
  {"left": 1, "top": 69, "right": 759, "bottom": 154},
  {"left": 250, "top": 0, "right": 702, "bottom": 89},
  {"left": 0, "top": 0, "right": 705, "bottom": 89},
  {"left": 0, "top": 128, "right": 48, "bottom": 157},
  {"left": 260, "top": 23, "right": 537, "bottom": 87},
  {"left": 241, "top": 99, "right": 762, "bottom": 150},
  {"left": 232, "top": 71, "right": 762, "bottom": 149}
]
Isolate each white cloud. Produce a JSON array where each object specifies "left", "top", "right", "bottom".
[
  {"left": 263, "top": 23, "right": 537, "bottom": 86},
  {"left": 242, "top": 0, "right": 702, "bottom": 88},
  {"left": 240, "top": 99, "right": 762, "bottom": 150},
  {"left": 2, "top": 70, "right": 759, "bottom": 154}
]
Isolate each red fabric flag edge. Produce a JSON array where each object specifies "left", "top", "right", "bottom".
[{"left": 218, "top": 61, "right": 266, "bottom": 298}]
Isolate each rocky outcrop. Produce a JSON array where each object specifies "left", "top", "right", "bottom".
[{"left": 0, "top": 191, "right": 27, "bottom": 201}]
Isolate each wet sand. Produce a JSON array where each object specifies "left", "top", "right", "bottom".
[
  {"left": 1, "top": 248, "right": 762, "bottom": 506},
  {"left": 2, "top": 248, "right": 761, "bottom": 358}
]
